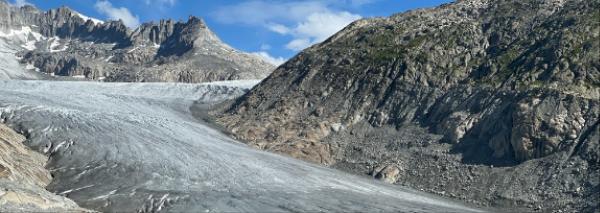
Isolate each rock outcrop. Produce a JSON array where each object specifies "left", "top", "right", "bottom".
[
  {"left": 0, "top": 0, "right": 274, "bottom": 82},
  {"left": 213, "top": 0, "right": 599, "bottom": 211},
  {"left": 0, "top": 124, "right": 89, "bottom": 212}
]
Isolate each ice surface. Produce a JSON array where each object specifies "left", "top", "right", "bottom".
[{"left": 0, "top": 80, "right": 483, "bottom": 212}]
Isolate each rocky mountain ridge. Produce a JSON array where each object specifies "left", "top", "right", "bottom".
[
  {"left": 0, "top": 0, "right": 274, "bottom": 82},
  {"left": 213, "top": 0, "right": 599, "bottom": 211}
]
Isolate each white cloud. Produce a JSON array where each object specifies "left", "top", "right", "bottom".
[
  {"left": 285, "top": 38, "right": 312, "bottom": 51},
  {"left": 252, "top": 51, "right": 287, "bottom": 66},
  {"left": 267, "top": 23, "right": 291, "bottom": 35},
  {"left": 265, "top": 11, "right": 360, "bottom": 51},
  {"left": 94, "top": 1, "right": 140, "bottom": 28},
  {"left": 288, "top": 11, "right": 360, "bottom": 50},
  {"left": 213, "top": 1, "right": 362, "bottom": 52},
  {"left": 11, "top": 0, "right": 32, "bottom": 7}
]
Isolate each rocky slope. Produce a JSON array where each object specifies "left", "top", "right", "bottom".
[
  {"left": 0, "top": 0, "right": 274, "bottom": 82},
  {"left": 0, "top": 124, "right": 89, "bottom": 212},
  {"left": 213, "top": 0, "right": 599, "bottom": 211}
]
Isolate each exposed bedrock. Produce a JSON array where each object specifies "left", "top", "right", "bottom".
[{"left": 212, "top": 0, "right": 600, "bottom": 211}]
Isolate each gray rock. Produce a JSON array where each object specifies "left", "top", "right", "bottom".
[{"left": 213, "top": 0, "right": 599, "bottom": 211}]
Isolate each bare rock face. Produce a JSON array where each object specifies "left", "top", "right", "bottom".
[
  {"left": 371, "top": 164, "right": 402, "bottom": 184},
  {"left": 214, "top": 0, "right": 599, "bottom": 211},
  {"left": 0, "top": 1, "right": 274, "bottom": 82},
  {"left": 218, "top": 0, "right": 599, "bottom": 163},
  {"left": 0, "top": 124, "right": 89, "bottom": 212}
]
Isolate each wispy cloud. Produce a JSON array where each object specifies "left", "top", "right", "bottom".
[
  {"left": 267, "top": 23, "right": 291, "bottom": 35},
  {"left": 252, "top": 51, "right": 287, "bottom": 66},
  {"left": 278, "top": 11, "right": 360, "bottom": 51},
  {"left": 94, "top": 1, "right": 140, "bottom": 28},
  {"left": 213, "top": 1, "right": 362, "bottom": 51},
  {"left": 285, "top": 38, "right": 312, "bottom": 51}
]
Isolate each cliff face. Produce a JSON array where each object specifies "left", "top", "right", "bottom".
[
  {"left": 214, "top": 0, "right": 599, "bottom": 211},
  {"left": 0, "top": 1, "right": 274, "bottom": 82},
  {"left": 0, "top": 124, "right": 88, "bottom": 212},
  {"left": 0, "top": 3, "right": 130, "bottom": 45}
]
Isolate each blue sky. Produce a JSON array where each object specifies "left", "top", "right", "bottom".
[{"left": 12, "top": 0, "right": 452, "bottom": 64}]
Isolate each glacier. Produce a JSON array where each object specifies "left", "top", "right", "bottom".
[{"left": 0, "top": 80, "right": 483, "bottom": 212}]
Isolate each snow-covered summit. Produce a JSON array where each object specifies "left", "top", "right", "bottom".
[{"left": 72, "top": 11, "right": 104, "bottom": 25}]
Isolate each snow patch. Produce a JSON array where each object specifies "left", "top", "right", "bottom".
[
  {"left": 91, "top": 190, "right": 117, "bottom": 200},
  {"left": 0, "top": 26, "right": 45, "bottom": 51},
  {"left": 25, "top": 63, "right": 41, "bottom": 72},
  {"left": 73, "top": 11, "right": 105, "bottom": 25},
  {"left": 127, "top": 47, "right": 138, "bottom": 53},
  {"left": 49, "top": 37, "right": 68, "bottom": 52},
  {"left": 59, "top": 185, "right": 95, "bottom": 195},
  {"left": 49, "top": 37, "right": 60, "bottom": 49},
  {"left": 25, "top": 64, "right": 36, "bottom": 70},
  {"left": 0, "top": 26, "right": 44, "bottom": 40},
  {"left": 21, "top": 40, "right": 36, "bottom": 50}
]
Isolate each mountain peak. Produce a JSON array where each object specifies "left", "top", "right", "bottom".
[
  {"left": 54, "top": 5, "right": 74, "bottom": 14},
  {"left": 187, "top": 15, "right": 206, "bottom": 27}
]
